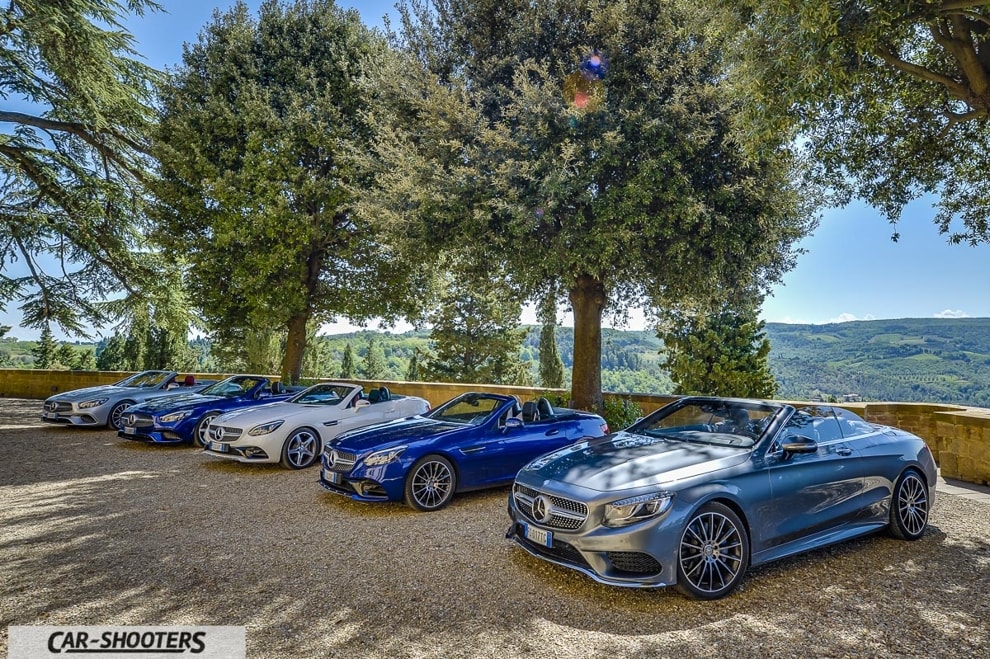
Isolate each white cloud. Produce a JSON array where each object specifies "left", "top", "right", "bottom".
[
  {"left": 934, "top": 309, "right": 970, "bottom": 319},
  {"left": 826, "top": 312, "right": 876, "bottom": 324}
]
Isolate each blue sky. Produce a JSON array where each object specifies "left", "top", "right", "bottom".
[{"left": 3, "top": 0, "right": 988, "bottom": 339}]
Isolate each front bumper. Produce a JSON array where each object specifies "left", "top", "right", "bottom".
[
  {"left": 117, "top": 427, "right": 188, "bottom": 445},
  {"left": 41, "top": 405, "right": 108, "bottom": 427},
  {"left": 203, "top": 439, "right": 274, "bottom": 463},
  {"left": 505, "top": 486, "right": 679, "bottom": 588},
  {"left": 318, "top": 461, "right": 405, "bottom": 503}
]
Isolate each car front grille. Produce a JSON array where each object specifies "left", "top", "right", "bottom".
[
  {"left": 123, "top": 413, "right": 155, "bottom": 428},
  {"left": 47, "top": 401, "right": 73, "bottom": 413},
  {"left": 209, "top": 426, "right": 243, "bottom": 443},
  {"left": 607, "top": 552, "right": 663, "bottom": 575},
  {"left": 324, "top": 449, "right": 358, "bottom": 472},
  {"left": 513, "top": 484, "right": 588, "bottom": 530}
]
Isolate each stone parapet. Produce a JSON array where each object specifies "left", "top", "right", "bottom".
[{"left": 2, "top": 368, "right": 987, "bottom": 486}]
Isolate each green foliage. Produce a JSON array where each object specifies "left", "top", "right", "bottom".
[
  {"left": 406, "top": 348, "right": 422, "bottom": 381},
  {"left": 425, "top": 267, "right": 531, "bottom": 386},
  {"left": 31, "top": 327, "right": 59, "bottom": 369},
  {"left": 152, "top": 0, "right": 433, "bottom": 383},
  {"left": 0, "top": 0, "right": 169, "bottom": 336},
  {"left": 601, "top": 396, "right": 644, "bottom": 432},
  {"left": 710, "top": 0, "right": 990, "bottom": 244},
  {"left": 340, "top": 343, "right": 356, "bottom": 379},
  {"left": 538, "top": 297, "right": 565, "bottom": 389},
  {"left": 660, "top": 304, "right": 777, "bottom": 398},
  {"left": 360, "top": 337, "right": 389, "bottom": 380},
  {"left": 377, "top": 0, "right": 814, "bottom": 408},
  {"left": 72, "top": 348, "right": 96, "bottom": 371}
]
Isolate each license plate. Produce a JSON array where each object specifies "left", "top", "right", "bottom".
[
  {"left": 210, "top": 441, "right": 228, "bottom": 453},
  {"left": 524, "top": 523, "right": 552, "bottom": 548},
  {"left": 122, "top": 426, "right": 136, "bottom": 435},
  {"left": 323, "top": 469, "right": 342, "bottom": 485},
  {"left": 44, "top": 412, "right": 58, "bottom": 420}
]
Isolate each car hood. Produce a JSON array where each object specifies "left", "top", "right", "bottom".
[
  {"left": 49, "top": 385, "right": 143, "bottom": 402},
  {"left": 520, "top": 431, "right": 752, "bottom": 492},
  {"left": 129, "top": 393, "right": 228, "bottom": 414},
  {"left": 216, "top": 401, "right": 331, "bottom": 426},
  {"left": 331, "top": 417, "right": 466, "bottom": 453}
]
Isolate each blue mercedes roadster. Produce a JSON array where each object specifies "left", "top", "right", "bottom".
[
  {"left": 506, "top": 397, "right": 936, "bottom": 599},
  {"left": 117, "top": 375, "right": 296, "bottom": 446},
  {"left": 320, "top": 392, "right": 609, "bottom": 511}
]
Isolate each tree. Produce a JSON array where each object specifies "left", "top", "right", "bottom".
[
  {"left": 377, "top": 0, "right": 812, "bottom": 409},
  {"left": 0, "top": 0, "right": 169, "bottom": 335},
  {"left": 360, "top": 336, "right": 389, "bottom": 380},
  {"left": 710, "top": 0, "right": 990, "bottom": 244},
  {"left": 660, "top": 302, "right": 776, "bottom": 398},
  {"left": 73, "top": 348, "right": 97, "bottom": 371},
  {"left": 55, "top": 343, "right": 77, "bottom": 370},
  {"left": 538, "top": 295, "right": 565, "bottom": 389},
  {"left": 406, "top": 347, "right": 423, "bottom": 381},
  {"left": 340, "top": 343, "right": 356, "bottom": 379},
  {"left": 153, "top": 0, "right": 432, "bottom": 384},
  {"left": 96, "top": 334, "right": 127, "bottom": 370},
  {"left": 424, "top": 266, "right": 530, "bottom": 386},
  {"left": 31, "top": 326, "right": 58, "bottom": 368}
]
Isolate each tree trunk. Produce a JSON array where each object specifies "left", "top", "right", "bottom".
[
  {"left": 282, "top": 310, "right": 309, "bottom": 385},
  {"left": 280, "top": 247, "right": 324, "bottom": 385},
  {"left": 569, "top": 274, "right": 605, "bottom": 411}
]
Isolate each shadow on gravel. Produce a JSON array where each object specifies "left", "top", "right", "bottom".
[{"left": 1, "top": 405, "right": 988, "bottom": 658}]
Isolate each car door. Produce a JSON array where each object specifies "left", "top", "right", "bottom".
[
  {"left": 755, "top": 406, "right": 867, "bottom": 559},
  {"left": 475, "top": 415, "right": 576, "bottom": 485}
]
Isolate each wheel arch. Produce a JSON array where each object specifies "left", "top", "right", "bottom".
[{"left": 690, "top": 494, "right": 753, "bottom": 556}]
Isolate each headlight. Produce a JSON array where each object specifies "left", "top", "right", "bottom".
[
  {"left": 158, "top": 410, "right": 193, "bottom": 424},
  {"left": 603, "top": 491, "right": 675, "bottom": 528},
  {"left": 248, "top": 420, "right": 285, "bottom": 436},
  {"left": 363, "top": 446, "right": 406, "bottom": 466},
  {"left": 78, "top": 398, "right": 109, "bottom": 409}
]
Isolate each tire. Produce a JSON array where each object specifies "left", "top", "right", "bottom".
[
  {"left": 677, "top": 502, "right": 750, "bottom": 600},
  {"left": 280, "top": 427, "right": 321, "bottom": 469},
  {"left": 404, "top": 455, "right": 456, "bottom": 512},
  {"left": 193, "top": 413, "right": 219, "bottom": 447},
  {"left": 108, "top": 401, "right": 133, "bottom": 430},
  {"left": 888, "top": 470, "right": 930, "bottom": 540}
]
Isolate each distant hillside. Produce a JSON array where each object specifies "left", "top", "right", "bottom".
[
  {"left": 6, "top": 318, "right": 990, "bottom": 406},
  {"left": 765, "top": 318, "right": 990, "bottom": 407}
]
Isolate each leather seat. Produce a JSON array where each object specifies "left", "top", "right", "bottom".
[
  {"left": 536, "top": 397, "right": 554, "bottom": 419},
  {"left": 368, "top": 389, "right": 381, "bottom": 404},
  {"left": 522, "top": 401, "right": 540, "bottom": 423}
]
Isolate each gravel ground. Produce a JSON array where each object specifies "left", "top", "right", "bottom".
[{"left": 1, "top": 397, "right": 989, "bottom": 658}]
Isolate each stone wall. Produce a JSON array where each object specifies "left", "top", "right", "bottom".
[{"left": 2, "top": 368, "right": 986, "bottom": 486}]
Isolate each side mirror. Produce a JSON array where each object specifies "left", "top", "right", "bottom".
[
  {"left": 354, "top": 399, "right": 371, "bottom": 410},
  {"left": 781, "top": 436, "right": 818, "bottom": 454},
  {"left": 504, "top": 417, "right": 523, "bottom": 431}
]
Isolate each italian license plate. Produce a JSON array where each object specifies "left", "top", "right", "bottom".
[
  {"left": 123, "top": 426, "right": 136, "bottom": 435},
  {"left": 524, "top": 523, "right": 552, "bottom": 548},
  {"left": 323, "top": 469, "right": 342, "bottom": 485},
  {"left": 210, "top": 441, "right": 228, "bottom": 453},
  {"left": 43, "top": 412, "right": 58, "bottom": 420}
]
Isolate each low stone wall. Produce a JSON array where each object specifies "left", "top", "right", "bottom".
[{"left": 2, "top": 368, "right": 986, "bottom": 486}]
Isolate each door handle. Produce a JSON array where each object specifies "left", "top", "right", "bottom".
[
  {"left": 545, "top": 429, "right": 560, "bottom": 436},
  {"left": 322, "top": 420, "right": 339, "bottom": 427},
  {"left": 835, "top": 447, "right": 852, "bottom": 456}
]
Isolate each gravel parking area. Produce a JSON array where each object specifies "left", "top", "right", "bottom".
[{"left": 1, "top": 397, "right": 989, "bottom": 658}]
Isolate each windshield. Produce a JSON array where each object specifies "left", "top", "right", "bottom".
[
  {"left": 291, "top": 384, "right": 353, "bottom": 405},
  {"left": 199, "top": 376, "right": 265, "bottom": 398},
  {"left": 627, "top": 400, "right": 780, "bottom": 448},
  {"left": 426, "top": 393, "right": 503, "bottom": 425},
  {"left": 115, "top": 371, "right": 173, "bottom": 389}
]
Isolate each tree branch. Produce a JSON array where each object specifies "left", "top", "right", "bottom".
[{"left": 873, "top": 43, "right": 971, "bottom": 100}]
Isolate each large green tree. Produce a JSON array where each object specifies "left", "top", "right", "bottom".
[
  {"left": 660, "top": 302, "right": 776, "bottom": 398},
  {"left": 711, "top": 0, "right": 990, "bottom": 244},
  {"left": 375, "top": 0, "right": 812, "bottom": 409},
  {"left": 0, "top": 0, "right": 167, "bottom": 335},
  {"left": 153, "top": 0, "right": 431, "bottom": 384}
]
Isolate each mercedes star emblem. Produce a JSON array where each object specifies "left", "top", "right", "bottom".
[
  {"left": 532, "top": 494, "right": 553, "bottom": 524},
  {"left": 214, "top": 426, "right": 224, "bottom": 441}
]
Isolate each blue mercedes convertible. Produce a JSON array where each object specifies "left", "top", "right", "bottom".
[
  {"left": 117, "top": 375, "right": 296, "bottom": 446},
  {"left": 320, "top": 392, "right": 609, "bottom": 511}
]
